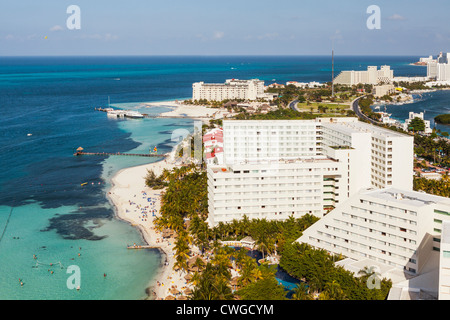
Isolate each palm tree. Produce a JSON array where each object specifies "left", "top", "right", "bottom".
[
  {"left": 237, "top": 256, "right": 258, "bottom": 286},
  {"left": 174, "top": 254, "right": 189, "bottom": 273},
  {"left": 291, "top": 282, "right": 310, "bottom": 300},
  {"left": 255, "top": 239, "right": 269, "bottom": 260},
  {"left": 358, "top": 266, "right": 377, "bottom": 278},
  {"left": 320, "top": 280, "right": 347, "bottom": 300},
  {"left": 307, "top": 274, "right": 323, "bottom": 297},
  {"left": 213, "top": 278, "right": 234, "bottom": 300}
]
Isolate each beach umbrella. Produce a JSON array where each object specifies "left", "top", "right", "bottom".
[
  {"left": 165, "top": 295, "right": 176, "bottom": 300},
  {"left": 177, "top": 296, "right": 188, "bottom": 300},
  {"left": 184, "top": 288, "right": 192, "bottom": 295},
  {"left": 169, "top": 287, "right": 180, "bottom": 295}
]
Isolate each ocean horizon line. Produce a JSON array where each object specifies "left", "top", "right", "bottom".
[{"left": 0, "top": 54, "right": 428, "bottom": 59}]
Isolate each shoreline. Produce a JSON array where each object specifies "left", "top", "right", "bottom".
[
  {"left": 104, "top": 99, "right": 221, "bottom": 300},
  {"left": 142, "top": 99, "right": 228, "bottom": 121},
  {"left": 106, "top": 150, "right": 182, "bottom": 300},
  {"left": 105, "top": 115, "right": 204, "bottom": 300}
]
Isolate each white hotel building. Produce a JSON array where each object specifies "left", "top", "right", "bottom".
[
  {"left": 192, "top": 79, "right": 265, "bottom": 101},
  {"left": 206, "top": 118, "right": 413, "bottom": 227},
  {"left": 439, "top": 222, "right": 450, "bottom": 299},
  {"left": 427, "top": 52, "right": 450, "bottom": 81},
  {"left": 333, "top": 65, "right": 394, "bottom": 86},
  {"left": 297, "top": 188, "right": 450, "bottom": 299}
]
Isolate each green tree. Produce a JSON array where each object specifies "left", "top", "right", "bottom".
[
  {"left": 144, "top": 170, "right": 168, "bottom": 189},
  {"left": 236, "top": 277, "right": 287, "bottom": 300},
  {"left": 190, "top": 263, "right": 233, "bottom": 300},
  {"left": 291, "top": 282, "right": 311, "bottom": 300},
  {"left": 409, "top": 117, "right": 426, "bottom": 132}
]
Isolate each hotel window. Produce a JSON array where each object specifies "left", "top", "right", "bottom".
[{"left": 435, "top": 210, "right": 450, "bottom": 216}]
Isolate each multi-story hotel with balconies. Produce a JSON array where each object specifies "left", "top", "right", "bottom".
[
  {"left": 206, "top": 118, "right": 414, "bottom": 226},
  {"left": 192, "top": 79, "right": 265, "bottom": 101}
]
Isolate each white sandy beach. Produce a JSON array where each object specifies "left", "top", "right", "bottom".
[
  {"left": 107, "top": 152, "right": 194, "bottom": 300},
  {"left": 144, "top": 100, "right": 227, "bottom": 120},
  {"left": 106, "top": 100, "right": 227, "bottom": 300}
]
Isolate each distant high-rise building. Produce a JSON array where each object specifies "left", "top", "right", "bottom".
[
  {"left": 192, "top": 79, "right": 266, "bottom": 101},
  {"left": 333, "top": 66, "right": 394, "bottom": 86},
  {"left": 427, "top": 52, "right": 450, "bottom": 81}
]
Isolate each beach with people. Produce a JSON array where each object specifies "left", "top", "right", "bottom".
[{"left": 107, "top": 146, "right": 196, "bottom": 300}]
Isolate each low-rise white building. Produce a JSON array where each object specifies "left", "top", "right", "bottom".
[
  {"left": 373, "top": 84, "right": 395, "bottom": 98},
  {"left": 403, "top": 112, "right": 432, "bottom": 134},
  {"left": 286, "top": 81, "right": 326, "bottom": 88}
]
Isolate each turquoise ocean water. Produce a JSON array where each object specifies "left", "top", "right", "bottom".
[{"left": 0, "top": 56, "right": 448, "bottom": 300}]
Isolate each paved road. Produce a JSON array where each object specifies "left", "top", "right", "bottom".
[
  {"left": 351, "top": 96, "right": 378, "bottom": 124},
  {"left": 289, "top": 100, "right": 300, "bottom": 112},
  {"left": 290, "top": 96, "right": 379, "bottom": 125}
]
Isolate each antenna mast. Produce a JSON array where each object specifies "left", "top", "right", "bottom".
[{"left": 332, "top": 49, "right": 335, "bottom": 98}]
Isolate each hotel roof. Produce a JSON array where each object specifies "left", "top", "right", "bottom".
[
  {"left": 363, "top": 188, "right": 450, "bottom": 207},
  {"left": 321, "top": 121, "right": 410, "bottom": 138}
]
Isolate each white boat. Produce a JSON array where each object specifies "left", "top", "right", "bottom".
[
  {"left": 124, "top": 111, "right": 144, "bottom": 119},
  {"left": 107, "top": 110, "right": 125, "bottom": 118}
]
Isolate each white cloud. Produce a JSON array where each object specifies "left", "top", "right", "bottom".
[
  {"left": 104, "top": 33, "right": 119, "bottom": 41},
  {"left": 195, "top": 32, "right": 224, "bottom": 41},
  {"left": 195, "top": 33, "right": 207, "bottom": 41},
  {"left": 5, "top": 34, "right": 14, "bottom": 40},
  {"left": 75, "top": 33, "right": 118, "bottom": 41},
  {"left": 387, "top": 14, "right": 406, "bottom": 21},
  {"left": 435, "top": 33, "right": 450, "bottom": 42},
  {"left": 213, "top": 31, "right": 225, "bottom": 40},
  {"left": 50, "top": 25, "right": 64, "bottom": 32},
  {"left": 257, "top": 33, "right": 279, "bottom": 40}
]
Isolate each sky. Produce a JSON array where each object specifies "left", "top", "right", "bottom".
[{"left": 1, "top": 0, "right": 450, "bottom": 56}]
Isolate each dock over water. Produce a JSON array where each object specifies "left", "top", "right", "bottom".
[
  {"left": 74, "top": 151, "right": 167, "bottom": 158},
  {"left": 127, "top": 245, "right": 157, "bottom": 250},
  {"left": 95, "top": 107, "right": 210, "bottom": 119}
]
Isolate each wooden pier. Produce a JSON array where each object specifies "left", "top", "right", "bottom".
[
  {"left": 127, "top": 245, "right": 157, "bottom": 250},
  {"left": 74, "top": 151, "right": 167, "bottom": 158}
]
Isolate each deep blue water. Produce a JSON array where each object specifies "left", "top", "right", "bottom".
[
  {"left": 0, "top": 55, "right": 438, "bottom": 299},
  {"left": 375, "top": 90, "right": 450, "bottom": 133}
]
